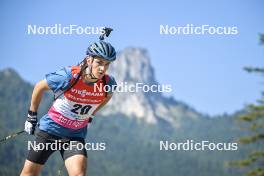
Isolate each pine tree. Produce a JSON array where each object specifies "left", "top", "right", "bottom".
[{"left": 230, "top": 34, "right": 264, "bottom": 176}]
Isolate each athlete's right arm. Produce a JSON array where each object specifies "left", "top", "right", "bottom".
[
  {"left": 29, "top": 79, "right": 51, "bottom": 112},
  {"left": 24, "top": 80, "right": 50, "bottom": 135}
]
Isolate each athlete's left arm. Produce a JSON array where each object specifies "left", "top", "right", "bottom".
[{"left": 92, "top": 94, "right": 113, "bottom": 115}]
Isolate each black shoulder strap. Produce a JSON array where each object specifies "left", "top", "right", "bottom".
[
  {"left": 54, "top": 70, "right": 83, "bottom": 101},
  {"left": 65, "top": 73, "right": 82, "bottom": 93},
  {"left": 54, "top": 70, "right": 108, "bottom": 100},
  {"left": 102, "top": 75, "right": 109, "bottom": 98}
]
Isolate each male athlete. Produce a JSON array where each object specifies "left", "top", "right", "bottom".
[{"left": 20, "top": 29, "right": 117, "bottom": 176}]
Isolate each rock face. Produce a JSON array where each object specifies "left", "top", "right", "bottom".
[{"left": 102, "top": 47, "right": 201, "bottom": 126}]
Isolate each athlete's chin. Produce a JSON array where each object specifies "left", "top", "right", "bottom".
[{"left": 97, "top": 74, "right": 104, "bottom": 79}]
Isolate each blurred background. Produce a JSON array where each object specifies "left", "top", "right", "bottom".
[{"left": 0, "top": 0, "right": 263, "bottom": 175}]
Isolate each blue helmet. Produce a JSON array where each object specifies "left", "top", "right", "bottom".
[{"left": 86, "top": 41, "right": 116, "bottom": 62}]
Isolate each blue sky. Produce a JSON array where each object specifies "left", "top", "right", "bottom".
[{"left": 0, "top": 0, "right": 263, "bottom": 116}]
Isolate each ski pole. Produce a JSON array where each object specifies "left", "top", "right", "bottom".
[{"left": 0, "top": 130, "right": 25, "bottom": 143}]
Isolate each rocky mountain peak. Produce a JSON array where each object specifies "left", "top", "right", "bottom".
[
  {"left": 102, "top": 47, "right": 200, "bottom": 126},
  {"left": 108, "top": 47, "right": 157, "bottom": 84}
]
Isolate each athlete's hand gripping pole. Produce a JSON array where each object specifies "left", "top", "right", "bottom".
[{"left": 24, "top": 110, "right": 38, "bottom": 135}]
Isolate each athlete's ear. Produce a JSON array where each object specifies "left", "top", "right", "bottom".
[{"left": 86, "top": 56, "right": 93, "bottom": 65}]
